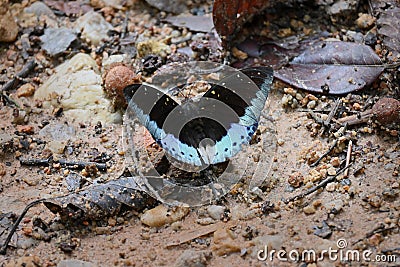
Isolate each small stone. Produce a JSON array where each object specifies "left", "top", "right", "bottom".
[
  {"left": 277, "top": 139, "right": 285, "bottom": 146},
  {"left": 23, "top": 176, "right": 39, "bottom": 186},
  {"left": 303, "top": 205, "right": 316, "bottom": 214},
  {"left": 324, "top": 199, "right": 344, "bottom": 213},
  {"left": 368, "top": 195, "right": 382, "bottom": 208},
  {"left": 231, "top": 47, "right": 248, "bottom": 60},
  {"left": 352, "top": 102, "right": 362, "bottom": 111},
  {"left": 288, "top": 172, "right": 303, "bottom": 188},
  {"left": 326, "top": 182, "right": 337, "bottom": 192},
  {"left": 327, "top": 167, "right": 337, "bottom": 176},
  {"left": 40, "top": 28, "right": 77, "bottom": 56},
  {"left": 356, "top": 13, "right": 375, "bottom": 30},
  {"left": 307, "top": 100, "right": 317, "bottom": 109},
  {"left": 207, "top": 205, "right": 225, "bottom": 220},
  {"left": 16, "top": 125, "right": 34, "bottom": 134},
  {"left": 16, "top": 84, "right": 35, "bottom": 97},
  {"left": 330, "top": 157, "right": 340, "bottom": 167},
  {"left": 137, "top": 39, "right": 171, "bottom": 58},
  {"left": 74, "top": 11, "right": 113, "bottom": 45},
  {"left": 284, "top": 87, "right": 297, "bottom": 96},
  {"left": 141, "top": 204, "right": 190, "bottom": 227},
  {"left": 174, "top": 250, "right": 211, "bottom": 267},
  {"left": 24, "top": 1, "right": 56, "bottom": 18},
  {"left": 0, "top": 2, "right": 19, "bottom": 42}
]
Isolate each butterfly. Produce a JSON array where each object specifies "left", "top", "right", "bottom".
[{"left": 124, "top": 66, "right": 273, "bottom": 168}]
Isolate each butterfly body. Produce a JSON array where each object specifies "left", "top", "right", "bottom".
[{"left": 124, "top": 67, "right": 273, "bottom": 167}]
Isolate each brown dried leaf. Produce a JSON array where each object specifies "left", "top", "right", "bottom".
[
  {"left": 44, "top": 177, "right": 158, "bottom": 220},
  {"left": 275, "top": 41, "right": 384, "bottom": 94}
]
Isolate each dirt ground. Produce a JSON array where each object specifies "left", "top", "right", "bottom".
[{"left": 0, "top": 0, "right": 399, "bottom": 266}]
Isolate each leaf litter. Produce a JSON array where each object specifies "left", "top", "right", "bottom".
[{"left": 275, "top": 41, "right": 385, "bottom": 94}]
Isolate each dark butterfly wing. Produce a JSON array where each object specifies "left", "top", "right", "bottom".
[
  {"left": 124, "top": 84, "right": 203, "bottom": 166},
  {"left": 185, "top": 66, "right": 274, "bottom": 164},
  {"left": 123, "top": 66, "right": 274, "bottom": 166}
]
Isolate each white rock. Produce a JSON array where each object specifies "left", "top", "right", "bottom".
[
  {"left": 75, "top": 11, "right": 113, "bottom": 45},
  {"left": 34, "top": 53, "right": 121, "bottom": 124},
  {"left": 207, "top": 205, "right": 225, "bottom": 220}
]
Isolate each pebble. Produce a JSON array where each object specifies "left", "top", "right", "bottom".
[
  {"left": 231, "top": 47, "right": 248, "bottom": 60},
  {"left": 346, "top": 30, "right": 364, "bottom": 43},
  {"left": 288, "top": 172, "right": 303, "bottom": 188},
  {"left": 356, "top": 13, "right": 376, "bottom": 29},
  {"left": 16, "top": 83, "right": 35, "bottom": 97},
  {"left": 40, "top": 28, "right": 77, "bottom": 56},
  {"left": 137, "top": 39, "right": 171, "bottom": 57},
  {"left": 207, "top": 205, "right": 225, "bottom": 220},
  {"left": 174, "top": 250, "right": 211, "bottom": 267},
  {"left": 323, "top": 199, "right": 344, "bottom": 213},
  {"left": 330, "top": 157, "right": 340, "bottom": 167},
  {"left": 0, "top": 1, "right": 18, "bottom": 42},
  {"left": 141, "top": 204, "right": 190, "bottom": 227},
  {"left": 34, "top": 53, "right": 122, "bottom": 124},
  {"left": 16, "top": 125, "right": 34, "bottom": 134},
  {"left": 325, "top": 182, "right": 337, "bottom": 192},
  {"left": 303, "top": 205, "right": 316, "bottom": 214},
  {"left": 23, "top": 176, "right": 39, "bottom": 186},
  {"left": 307, "top": 100, "right": 317, "bottom": 109},
  {"left": 327, "top": 167, "right": 337, "bottom": 176},
  {"left": 24, "top": 1, "right": 56, "bottom": 18},
  {"left": 75, "top": 11, "right": 113, "bottom": 45}
]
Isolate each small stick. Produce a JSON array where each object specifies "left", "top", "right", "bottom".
[
  {"left": 310, "top": 139, "right": 338, "bottom": 167},
  {"left": 19, "top": 157, "right": 107, "bottom": 171},
  {"left": 343, "top": 140, "right": 353, "bottom": 178},
  {"left": 322, "top": 99, "right": 342, "bottom": 129},
  {"left": 1, "top": 60, "right": 37, "bottom": 92},
  {"left": 283, "top": 164, "right": 351, "bottom": 204},
  {"left": 0, "top": 199, "right": 46, "bottom": 255},
  {"left": 308, "top": 111, "right": 325, "bottom": 125}
]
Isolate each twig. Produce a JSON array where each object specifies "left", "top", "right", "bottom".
[
  {"left": 19, "top": 157, "right": 107, "bottom": 171},
  {"left": 1, "top": 60, "right": 37, "bottom": 92},
  {"left": 320, "top": 99, "right": 342, "bottom": 134},
  {"left": 283, "top": 164, "right": 351, "bottom": 204},
  {"left": 0, "top": 199, "right": 46, "bottom": 255},
  {"left": 121, "top": 11, "right": 129, "bottom": 39},
  {"left": 343, "top": 140, "right": 353, "bottom": 178},
  {"left": 310, "top": 139, "right": 338, "bottom": 167},
  {"left": 352, "top": 225, "right": 399, "bottom": 246},
  {"left": 308, "top": 111, "right": 325, "bottom": 125}
]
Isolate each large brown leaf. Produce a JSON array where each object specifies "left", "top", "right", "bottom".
[
  {"left": 377, "top": 7, "right": 400, "bottom": 56},
  {"left": 274, "top": 41, "right": 384, "bottom": 94}
]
